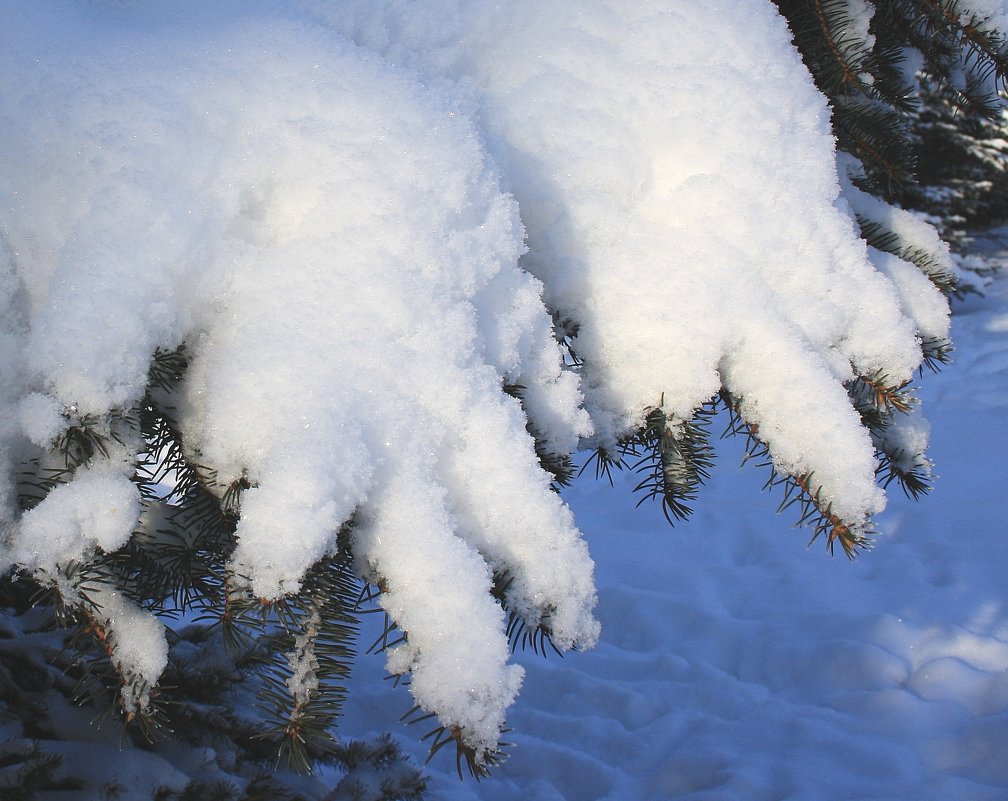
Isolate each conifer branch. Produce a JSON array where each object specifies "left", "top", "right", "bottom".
[
  {"left": 878, "top": 0, "right": 1008, "bottom": 117},
  {"left": 491, "top": 571, "right": 563, "bottom": 657},
  {"left": 811, "top": 0, "right": 876, "bottom": 94},
  {"left": 578, "top": 445, "right": 627, "bottom": 486},
  {"left": 833, "top": 97, "right": 917, "bottom": 186},
  {"left": 856, "top": 215, "right": 961, "bottom": 297},
  {"left": 875, "top": 446, "right": 934, "bottom": 499},
  {"left": 848, "top": 373, "right": 915, "bottom": 414},
  {"left": 0, "top": 743, "right": 83, "bottom": 798},
  {"left": 721, "top": 394, "right": 871, "bottom": 558},
  {"left": 623, "top": 398, "right": 719, "bottom": 525},
  {"left": 581, "top": 398, "right": 719, "bottom": 523},
  {"left": 400, "top": 707, "right": 510, "bottom": 781},
  {"left": 847, "top": 372, "right": 936, "bottom": 500},
  {"left": 240, "top": 561, "right": 359, "bottom": 775}
]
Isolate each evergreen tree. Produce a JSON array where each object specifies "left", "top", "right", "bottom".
[
  {"left": 775, "top": 0, "right": 1008, "bottom": 240},
  {"left": 1, "top": 0, "right": 1005, "bottom": 789},
  {"left": 898, "top": 77, "right": 1008, "bottom": 238}
]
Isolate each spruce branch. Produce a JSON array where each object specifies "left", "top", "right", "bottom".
[
  {"left": 236, "top": 561, "right": 359, "bottom": 775},
  {"left": 918, "top": 335, "right": 954, "bottom": 371},
  {"left": 578, "top": 444, "right": 627, "bottom": 486},
  {"left": 877, "top": 0, "right": 1008, "bottom": 117},
  {"left": 147, "top": 344, "right": 189, "bottom": 396},
  {"left": 491, "top": 570, "right": 563, "bottom": 657},
  {"left": 623, "top": 398, "right": 719, "bottom": 525},
  {"left": 847, "top": 372, "right": 916, "bottom": 415},
  {"left": 847, "top": 374, "right": 936, "bottom": 500},
  {"left": 325, "top": 734, "right": 427, "bottom": 801},
  {"left": 777, "top": 0, "right": 877, "bottom": 96},
  {"left": 16, "top": 460, "right": 73, "bottom": 513},
  {"left": 400, "top": 707, "right": 509, "bottom": 782},
  {"left": 856, "top": 215, "right": 961, "bottom": 297},
  {"left": 721, "top": 395, "right": 872, "bottom": 558},
  {"left": 875, "top": 446, "right": 934, "bottom": 498},
  {"left": 40, "top": 577, "right": 172, "bottom": 743},
  {"left": 135, "top": 411, "right": 198, "bottom": 504},
  {"left": 904, "top": 0, "right": 1008, "bottom": 82},
  {"left": 553, "top": 315, "right": 583, "bottom": 368},
  {"left": 2, "top": 334, "right": 425, "bottom": 797},
  {"left": 833, "top": 97, "right": 918, "bottom": 186},
  {"left": 53, "top": 413, "right": 113, "bottom": 469},
  {"left": 580, "top": 399, "right": 718, "bottom": 523},
  {"left": 0, "top": 742, "right": 83, "bottom": 800},
  {"left": 777, "top": 0, "right": 1008, "bottom": 187}
]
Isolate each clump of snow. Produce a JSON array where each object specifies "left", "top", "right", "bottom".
[
  {"left": 317, "top": 0, "right": 937, "bottom": 526},
  {"left": 287, "top": 604, "right": 322, "bottom": 708},
  {"left": 868, "top": 248, "right": 951, "bottom": 346},
  {"left": 12, "top": 460, "right": 139, "bottom": 572},
  {"left": 842, "top": 0, "right": 877, "bottom": 55},
  {"left": 17, "top": 392, "right": 66, "bottom": 448},
  {"left": 88, "top": 584, "right": 169, "bottom": 716},
  {"left": 876, "top": 405, "right": 932, "bottom": 478}
]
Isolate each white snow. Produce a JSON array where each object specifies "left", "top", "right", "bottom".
[
  {"left": 16, "top": 392, "right": 66, "bottom": 449},
  {"left": 342, "top": 232, "right": 1008, "bottom": 799},
  {"left": 868, "top": 248, "right": 951, "bottom": 345},
  {"left": 0, "top": 0, "right": 979, "bottom": 762},
  {"left": 317, "top": 0, "right": 937, "bottom": 528},
  {"left": 287, "top": 604, "right": 323, "bottom": 708},
  {"left": 843, "top": 0, "right": 877, "bottom": 54},
  {"left": 12, "top": 459, "right": 140, "bottom": 572},
  {"left": 0, "top": 0, "right": 595, "bottom": 750},
  {"left": 88, "top": 584, "right": 169, "bottom": 716},
  {"left": 961, "top": 0, "right": 1008, "bottom": 31},
  {"left": 875, "top": 404, "right": 933, "bottom": 478}
]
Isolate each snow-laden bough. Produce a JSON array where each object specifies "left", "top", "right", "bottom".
[
  {"left": 0, "top": 0, "right": 957, "bottom": 760},
  {"left": 317, "top": 0, "right": 951, "bottom": 536},
  {"left": 0, "top": 3, "right": 595, "bottom": 754}
]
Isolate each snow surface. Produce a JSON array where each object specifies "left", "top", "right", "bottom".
[{"left": 341, "top": 231, "right": 1008, "bottom": 799}]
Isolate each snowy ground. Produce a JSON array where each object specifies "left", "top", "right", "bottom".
[{"left": 342, "top": 230, "right": 1008, "bottom": 800}]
